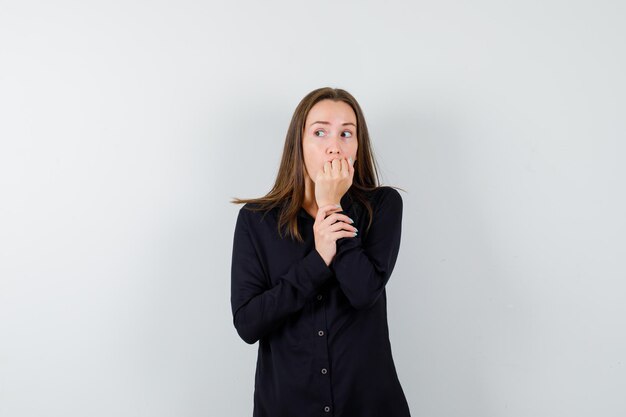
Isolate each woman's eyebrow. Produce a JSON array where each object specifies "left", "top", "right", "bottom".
[{"left": 310, "top": 121, "right": 356, "bottom": 127}]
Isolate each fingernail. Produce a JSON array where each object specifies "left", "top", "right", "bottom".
[
  {"left": 348, "top": 157, "right": 353, "bottom": 165},
  {"left": 335, "top": 204, "right": 342, "bottom": 209},
  {"left": 349, "top": 217, "right": 354, "bottom": 223}
]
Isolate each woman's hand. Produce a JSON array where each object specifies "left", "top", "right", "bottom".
[
  {"left": 313, "top": 204, "right": 358, "bottom": 266},
  {"left": 314, "top": 156, "right": 355, "bottom": 207}
]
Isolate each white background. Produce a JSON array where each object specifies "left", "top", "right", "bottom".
[{"left": 1, "top": 1, "right": 625, "bottom": 416}]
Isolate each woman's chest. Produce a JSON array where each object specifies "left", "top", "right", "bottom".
[{"left": 249, "top": 220, "right": 317, "bottom": 286}]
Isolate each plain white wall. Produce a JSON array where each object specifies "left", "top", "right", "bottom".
[{"left": 1, "top": 1, "right": 625, "bottom": 416}]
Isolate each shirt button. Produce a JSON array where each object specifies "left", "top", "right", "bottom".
[
  {"left": 317, "top": 294, "right": 323, "bottom": 301},
  {"left": 324, "top": 405, "right": 331, "bottom": 412},
  {"left": 318, "top": 330, "right": 324, "bottom": 336},
  {"left": 321, "top": 368, "right": 328, "bottom": 374}
]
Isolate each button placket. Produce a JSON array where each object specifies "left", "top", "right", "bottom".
[{"left": 314, "top": 291, "right": 333, "bottom": 413}]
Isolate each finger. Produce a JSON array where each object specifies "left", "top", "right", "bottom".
[
  {"left": 322, "top": 161, "right": 331, "bottom": 175},
  {"left": 332, "top": 229, "right": 358, "bottom": 242},
  {"left": 348, "top": 156, "right": 356, "bottom": 177},
  {"left": 328, "top": 221, "right": 358, "bottom": 233},
  {"left": 315, "top": 204, "right": 343, "bottom": 224},
  {"left": 331, "top": 158, "right": 340, "bottom": 176},
  {"left": 340, "top": 158, "right": 349, "bottom": 176},
  {"left": 321, "top": 213, "right": 354, "bottom": 227}
]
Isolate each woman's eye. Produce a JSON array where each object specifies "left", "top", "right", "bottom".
[{"left": 314, "top": 129, "right": 353, "bottom": 138}]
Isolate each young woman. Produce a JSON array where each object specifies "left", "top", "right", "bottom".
[{"left": 230, "top": 87, "right": 411, "bottom": 417}]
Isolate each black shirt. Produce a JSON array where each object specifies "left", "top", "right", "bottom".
[{"left": 230, "top": 186, "right": 411, "bottom": 417}]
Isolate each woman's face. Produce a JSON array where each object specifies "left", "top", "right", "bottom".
[{"left": 302, "top": 99, "right": 358, "bottom": 184}]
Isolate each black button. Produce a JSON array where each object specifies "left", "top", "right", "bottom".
[
  {"left": 317, "top": 294, "right": 323, "bottom": 301},
  {"left": 321, "top": 368, "right": 328, "bottom": 374},
  {"left": 324, "top": 405, "right": 331, "bottom": 412}
]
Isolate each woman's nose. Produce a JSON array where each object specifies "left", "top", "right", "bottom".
[
  {"left": 328, "top": 134, "right": 343, "bottom": 149},
  {"left": 327, "top": 143, "right": 342, "bottom": 155}
]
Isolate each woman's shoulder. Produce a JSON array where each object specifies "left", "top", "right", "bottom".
[
  {"left": 366, "top": 186, "right": 403, "bottom": 207},
  {"left": 346, "top": 187, "right": 402, "bottom": 224},
  {"left": 237, "top": 202, "right": 279, "bottom": 225}
]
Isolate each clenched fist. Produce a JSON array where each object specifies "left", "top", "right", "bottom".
[{"left": 314, "top": 156, "right": 355, "bottom": 207}]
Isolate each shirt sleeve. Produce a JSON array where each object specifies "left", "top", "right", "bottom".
[
  {"left": 330, "top": 187, "right": 403, "bottom": 310},
  {"left": 230, "top": 207, "right": 334, "bottom": 344}
]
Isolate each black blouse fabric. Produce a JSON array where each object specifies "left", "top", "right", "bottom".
[{"left": 230, "top": 186, "right": 411, "bottom": 417}]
